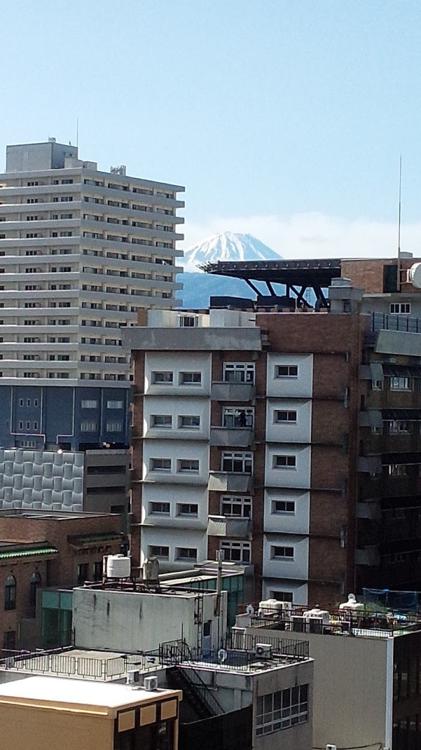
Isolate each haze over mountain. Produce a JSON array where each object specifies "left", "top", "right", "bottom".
[{"left": 179, "top": 232, "right": 282, "bottom": 308}]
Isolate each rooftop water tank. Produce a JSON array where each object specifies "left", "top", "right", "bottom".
[
  {"left": 106, "top": 554, "right": 131, "bottom": 579},
  {"left": 339, "top": 593, "right": 364, "bottom": 611},
  {"left": 409, "top": 262, "right": 421, "bottom": 288}
]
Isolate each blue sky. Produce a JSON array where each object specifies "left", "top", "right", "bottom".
[{"left": 2, "top": 0, "right": 421, "bottom": 256}]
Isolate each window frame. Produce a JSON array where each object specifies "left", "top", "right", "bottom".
[
  {"left": 4, "top": 575, "right": 16, "bottom": 611},
  {"left": 221, "top": 451, "right": 253, "bottom": 474},
  {"left": 221, "top": 495, "right": 252, "bottom": 518},
  {"left": 274, "top": 364, "right": 298, "bottom": 379},
  {"left": 273, "top": 409, "right": 297, "bottom": 424},
  {"left": 273, "top": 454, "right": 297, "bottom": 470},
  {"left": 271, "top": 545, "right": 295, "bottom": 560},
  {"left": 223, "top": 362, "right": 255, "bottom": 384},
  {"left": 272, "top": 499, "right": 296, "bottom": 515},
  {"left": 220, "top": 540, "right": 251, "bottom": 563}
]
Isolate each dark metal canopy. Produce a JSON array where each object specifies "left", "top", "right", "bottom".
[{"left": 202, "top": 258, "right": 343, "bottom": 308}]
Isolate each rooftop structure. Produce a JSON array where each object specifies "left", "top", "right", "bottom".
[
  {"left": 0, "top": 674, "right": 181, "bottom": 750},
  {"left": 0, "top": 636, "right": 313, "bottom": 750},
  {"left": 237, "top": 596, "right": 421, "bottom": 750},
  {"left": 72, "top": 580, "right": 228, "bottom": 654}
]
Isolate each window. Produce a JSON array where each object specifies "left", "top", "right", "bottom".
[
  {"left": 390, "top": 376, "right": 411, "bottom": 391},
  {"left": 390, "top": 302, "right": 411, "bottom": 314},
  {"left": 271, "top": 546, "right": 294, "bottom": 560},
  {"left": 386, "top": 463, "right": 410, "bottom": 477},
  {"left": 179, "top": 371, "right": 201, "bottom": 385},
  {"left": 149, "top": 502, "right": 170, "bottom": 515},
  {"left": 221, "top": 496, "right": 251, "bottom": 518},
  {"left": 107, "top": 400, "right": 124, "bottom": 409},
  {"left": 150, "top": 458, "right": 171, "bottom": 472},
  {"left": 93, "top": 561, "right": 103, "bottom": 581},
  {"left": 152, "top": 371, "right": 173, "bottom": 384},
  {"left": 77, "top": 563, "right": 89, "bottom": 584},
  {"left": 275, "top": 364, "right": 298, "bottom": 378},
  {"left": 106, "top": 421, "right": 122, "bottom": 432},
  {"left": 223, "top": 362, "right": 255, "bottom": 383},
  {"left": 29, "top": 572, "right": 41, "bottom": 608},
  {"left": 175, "top": 547, "right": 197, "bottom": 561},
  {"left": 273, "top": 454, "right": 296, "bottom": 469},
  {"left": 221, "top": 540, "right": 251, "bottom": 563},
  {"left": 270, "top": 591, "right": 294, "bottom": 603},
  {"left": 178, "top": 415, "right": 200, "bottom": 429},
  {"left": 18, "top": 399, "right": 24, "bottom": 407},
  {"left": 222, "top": 451, "right": 253, "bottom": 473},
  {"left": 272, "top": 500, "right": 295, "bottom": 514},
  {"left": 177, "top": 459, "right": 199, "bottom": 473},
  {"left": 148, "top": 545, "right": 169, "bottom": 559},
  {"left": 256, "top": 685, "right": 309, "bottom": 735},
  {"left": 81, "top": 421, "right": 97, "bottom": 432},
  {"left": 33, "top": 421, "right": 39, "bottom": 430},
  {"left": 81, "top": 400, "right": 98, "bottom": 409},
  {"left": 372, "top": 379, "right": 383, "bottom": 391},
  {"left": 151, "top": 415, "right": 172, "bottom": 428},
  {"left": 5, "top": 575, "right": 16, "bottom": 611},
  {"left": 177, "top": 503, "right": 198, "bottom": 516},
  {"left": 223, "top": 407, "right": 254, "bottom": 428},
  {"left": 274, "top": 410, "right": 297, "bottom": 423},
  {"left": 3, "top": 630, "right": 16, "bottom": 652},
  {"left": 386, "top": 420, "right": 411, "bottom": 434},
  {"left": 178, "top": 315, "right": 197, "bottom": 327}
]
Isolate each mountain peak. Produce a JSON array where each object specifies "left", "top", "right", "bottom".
[{"left": 183, "top": 231, "right": 281, "bottom": 271}]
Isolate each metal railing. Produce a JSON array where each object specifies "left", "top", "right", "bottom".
[
  {"left": 0, "top": 649, "right": 152, "bottom": 680},
  {"left": 371, "top": 312, "right": 421, "bottom": 333}
]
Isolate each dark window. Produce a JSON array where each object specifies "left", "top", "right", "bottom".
[
  {"left": 93, "top": 561, "right": 103, "bottom": 581},
  {"left": 5, "top": 575, "right": 16, "bottom": 611},
  {"left": 77, "top": 563, "right": 89, "bottom": 584},
  {"left": 3, "top": 630, "right": 16, "bottom": 652},
  {"left": 29, "top": 572, "right": 41, "bottom": 609}
]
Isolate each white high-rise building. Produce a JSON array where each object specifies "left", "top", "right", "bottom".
[
  {"left": 0, "top": 139, "right": 184, "bottom": 517},
  {"left": 0, "top": 139, "right": 184, "bottom": 452}
]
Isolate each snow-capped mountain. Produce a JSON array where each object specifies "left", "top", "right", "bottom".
[
  {"left": 179, "top": 232, "right": 282, "bottom": 307},
  {"left": 182, "top": 231, "right": 281, "bottom": 272}
]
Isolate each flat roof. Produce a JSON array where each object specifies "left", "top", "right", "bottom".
[
  {"left": 203, "top": 258, "right": 342, "bottom": 287},
  {"left": 0, "top": 675, "right": 177, "bottom": 709}
]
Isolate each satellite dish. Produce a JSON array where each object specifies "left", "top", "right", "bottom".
[
  {"left": 218, "top": 648, "right": 228, "bottom": 664},
  {"left": 246, "top": 604, "right": 255, "bottom": 615}
]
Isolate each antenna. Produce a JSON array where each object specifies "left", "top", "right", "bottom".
[
  {"left": 76, "top": 117, "right": 79, "bottom": 149},
  {"left": 397, "top": 155, "right": 402, "bottom": 292}
]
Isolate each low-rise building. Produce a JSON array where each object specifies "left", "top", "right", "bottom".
[
  {"left": 0, "top": 675, "right": 182, "bottom": 750},
  {"left": 73, "top": 581, "right": 228, "bottom": 654},
  {"left": 0, "top": 509, "right": 123, "bottom": 651},
  {"left": 0, "top": 634, "right": 313, "bottom": 750},
  {"left": 236, "top": 597, "right": 421, "bottom": 750}
]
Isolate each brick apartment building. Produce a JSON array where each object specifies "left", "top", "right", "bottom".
[
  {"left": 123, "top": 256, "right": 421, "bottom": 607},
  {"left": 0, "top": 510, "right": 123, "bottom": 651}
]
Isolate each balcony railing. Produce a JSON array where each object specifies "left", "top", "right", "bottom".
[
  {"left": 210, "top": 426, "right": 254, "bottom": 448},
  {"left": 207, "top": 515, "right": 251, "bottom": 538},
  {"left": 208, "top": 471, "right": 253, "bottom": 493},
  {"left": 211, "top": 382, "right": 255, "bottom": 402}
]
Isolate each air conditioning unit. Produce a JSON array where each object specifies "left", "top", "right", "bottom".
[
  {"left": 144, "top": 675, "right": 159, "bottom": 691},
  {"left": 326, "top": 745, "right": 337, "bottom": 750},
  {"left": 127, "top": 669, "right": 140, "bottom": 685},
  {"left": 255, "top": 643, "right": 272, "bottom": 659}
]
